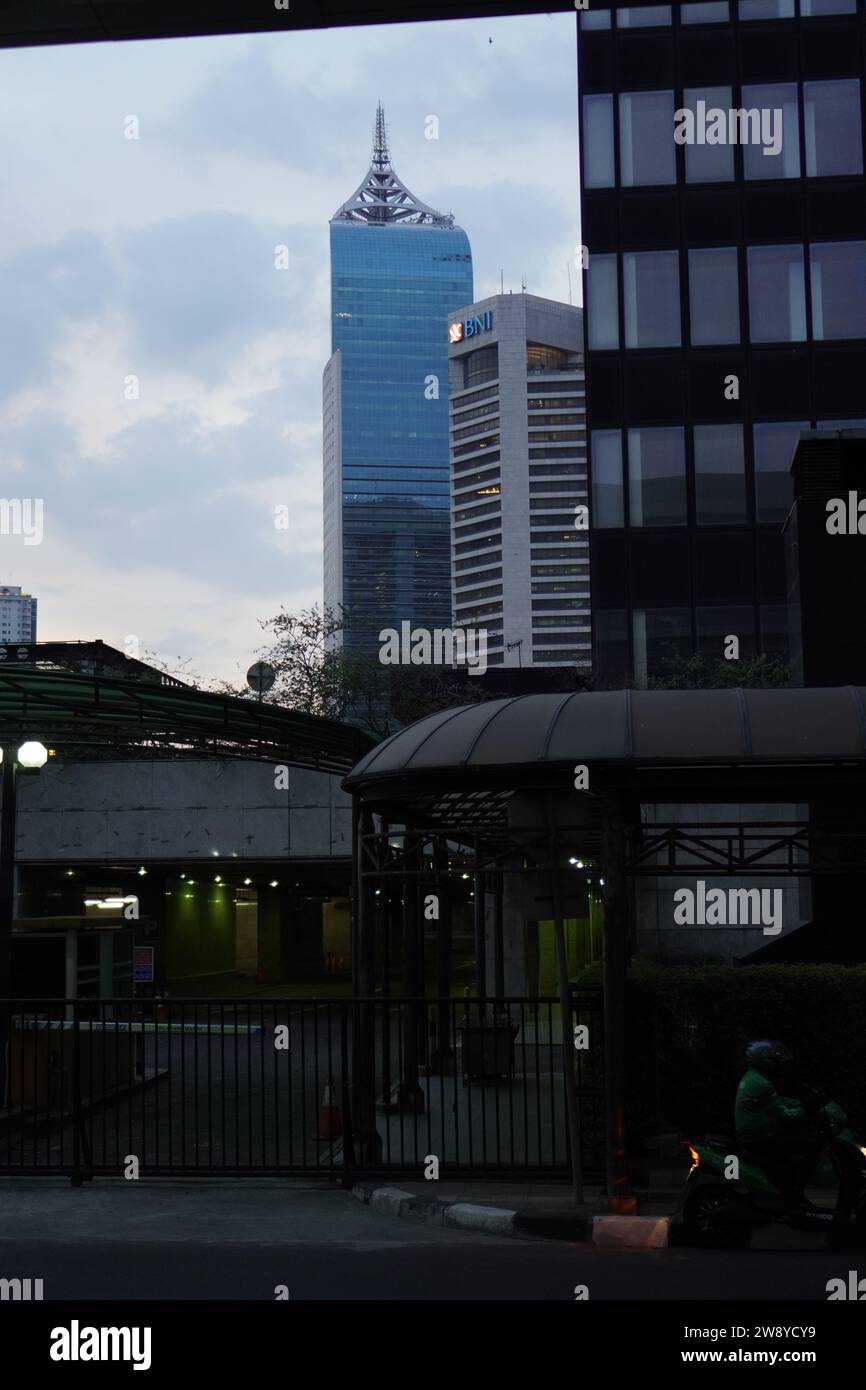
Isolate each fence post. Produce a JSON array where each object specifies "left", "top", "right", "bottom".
[
  {"left": 340, "top": 1000, "right": 355, "bottom": 1188},
  {"left": 71, "top": 999, "right": 83, "bottom": 1187}
]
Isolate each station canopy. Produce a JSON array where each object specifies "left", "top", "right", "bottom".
[
  {"left": 344, "top": 687, "right": 866, "bottom": 831},
  {"left": 0, "top": 669, "right": 375, "bottom": 774}
]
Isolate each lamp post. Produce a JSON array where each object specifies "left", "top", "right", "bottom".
[{"left": 0, "top": 742, "right": 48, "bottom": 1104}]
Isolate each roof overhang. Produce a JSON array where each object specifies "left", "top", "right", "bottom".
[
  {"left": 1, "top": 1, "right": 577, "bottom": 49},
  {"left": 0, "top": 668, "right": 377, "bottom": 773}
]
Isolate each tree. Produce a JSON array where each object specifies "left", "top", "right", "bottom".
[
  {"left": 647, "top": 652, "right": 791, "bottom": 690},
  {"left": 248, "top": 605, "right": 513, "bottom": 737}
]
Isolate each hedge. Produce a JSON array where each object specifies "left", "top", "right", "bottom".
[{"left": 615, "top": 962, "right": 866, "bottom": 1138}]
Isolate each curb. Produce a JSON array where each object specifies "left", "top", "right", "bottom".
[{"left": 351, "top": 1182, "right": 672, "bottom": 1246}]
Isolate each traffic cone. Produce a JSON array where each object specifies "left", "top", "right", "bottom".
[{"left": 318, "top": 1075, "right": 342, "bottom": 1140}]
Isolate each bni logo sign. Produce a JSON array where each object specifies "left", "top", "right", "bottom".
[{"left": 449, "top": 310, "right": 493, "bottom": 344}]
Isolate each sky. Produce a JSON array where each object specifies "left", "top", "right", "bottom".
[{"left": 0, "top": 13, "right": 580, "bottom": 685}]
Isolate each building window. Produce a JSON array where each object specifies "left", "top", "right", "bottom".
[
  {"left": 681, "top": 1, "right": 730, "bottom": 20},
  {"left": 628, "top": 426, "right": 687, "bottom": 526},
  {"left": 583, "top": 94, "right": 615, "bottom": 188},
  {"left": 804, "top": 81, "right": 863, "bottom": 178},
  {"left": 800, "top": 0, "right": 856, "bottom": 13},
  {"left": 747, "top": 245, "right": 807, "bottom": 343},
  {"left": 594, "top": 610, "right": 629, "bottom": 683},
  {"left": 753, "top": 420, "right": 808, "bottom": 523},
  {"left": 688, "top": 247, "right": 740, "bottom": 345},
  {"left": 759, "top": 604, "right": 790, "bottom": 661},
  {"left": 619, "top": 91, "right": 677, "bottom": 186},
  {"left": 810, "top": 242, "right": 866, "bottom": 340},
  {"left": 697, "top": 607, "right": 756, "bottom": 661},
  {"left": 617, "top": 5, "right": 672, "bottom": 23},
  {"left": 633, "top": 609, "right": 692, "bottom": 685},
  {"left": 738, "top": 0, "right": 794, "bottom": 16},
  {"left": 463, "top": 345, "right": 499, "bottom": 388},
  {"left": 624, "top": 251, "right": 681, "bottom": 347},
  {"left": 581, "top": 7, "right": 612, "bottom": 26},
  {"left": 683, "top": 88, "right": 735, "bottom": 184},
  {"left": 742, "top": 84, "right": 800, "bottom": 180},
  {"left": 587, "top": 254, "right": 619, "bottom": 349},
  {"left": 694, "top": 424, "right": 747, "bottom": 525},
  {"left": 527, "top": 343, "right": 570, "bottom": 371},
  {"left": 592, "top": 431, "right": 624, "bottom": 527}
]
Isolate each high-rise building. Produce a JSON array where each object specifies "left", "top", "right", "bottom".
[
  {"left": 324, "top": 105, "right": 473, "bottom": 659},
  {"left": 0, "top": 586, "right": 37, "bottom": 644},
  {"left": 447, "top": 293, "right": 589, "bottom": 670},
  {"left": 579, "top": 1, "right": 866, "bottom": 687}
]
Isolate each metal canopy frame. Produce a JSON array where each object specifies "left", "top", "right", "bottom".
[
  {"left": 344, "top": 688, "right": 866, "bottom": 1208},
  {"left": 0, "top": 669, "right": 376, "bottom": 773}
]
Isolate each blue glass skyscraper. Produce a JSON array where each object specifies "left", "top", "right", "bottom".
[{"left": 323, "top": 105, "right": 473, "bottom": 659}]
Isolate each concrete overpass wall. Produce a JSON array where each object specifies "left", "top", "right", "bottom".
[{"left": 14, "top": 759, "right": 352, "bottom": 863}]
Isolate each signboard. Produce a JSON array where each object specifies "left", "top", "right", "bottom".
[
  {"left": 133, "top": 947, "right": 154, "bottom": 983},
  {"left": 246, "top": 661, "right": 276, "bottom": 694},
  {"left": 449, "top": 309, "right": 493, "bottom": 344}
]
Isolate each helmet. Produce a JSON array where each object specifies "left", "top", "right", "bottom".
[{"left": 745, "top": 1039, "right": 793, "bottom": 1078}]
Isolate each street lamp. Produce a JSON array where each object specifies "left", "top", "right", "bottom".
[
  {"left": 14, "top": 742, "right": 49, "bottom": 770},
  {"left": 0, "top": 743, "right": 50, "bottom": 943},
  {"left": 0, "top": 740, "right": 49, "bottom": 1105}
]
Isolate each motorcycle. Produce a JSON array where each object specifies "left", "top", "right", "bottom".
[{"left": 681, "top": 1100, "right": 866, "bottom": 1249}]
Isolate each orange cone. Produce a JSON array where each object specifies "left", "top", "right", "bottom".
[{"left": 318, "top": 1075, "right": 342, "bottom": 1140}]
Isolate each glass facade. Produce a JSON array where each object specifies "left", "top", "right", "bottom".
[
  {"left": 580, "top": 0, "right": 866, "bottom": 684},
  {"left": 329, "top": 221, "right": 473, "bottom": 656}
]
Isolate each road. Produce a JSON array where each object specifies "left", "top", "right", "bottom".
[{"left": 0, "top": 1179, "right": 852, "bottom": 1301}]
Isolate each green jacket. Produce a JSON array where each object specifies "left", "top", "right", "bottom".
[{"left": 734, "top": 1067, "right": 807, "bottom": 1142}]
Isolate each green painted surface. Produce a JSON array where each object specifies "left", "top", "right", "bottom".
[{"left": 166, "top": 878, "right": 235, "bottom": 982}]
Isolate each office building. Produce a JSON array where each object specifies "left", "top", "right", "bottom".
[
  {"left": 579, "top": 0, "right": 866, "bottom": 686},
  {"left": 324, "top": 105, "right": 473, "bottom": 659},
  {"left": 0, "top": 586, "right": 37, "bottom": 644},
  {"left": 447, "top": 293, "right": 589, "bottom": 669}
]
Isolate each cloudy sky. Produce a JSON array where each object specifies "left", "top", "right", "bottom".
[{"left": 0, "top": 13, "right": 579, "bottom": 685}]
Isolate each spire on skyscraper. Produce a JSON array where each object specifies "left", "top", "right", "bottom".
[
  {"left": 372, "top": 102, "right": 391, "bottom": 171},
  {"left": 332, "top": 102, "right": 454, "bottom": 227}
]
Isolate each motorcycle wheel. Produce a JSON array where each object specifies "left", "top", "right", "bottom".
[{"left": 682, "top": 1183, "right": 751, "bottom": 1250}]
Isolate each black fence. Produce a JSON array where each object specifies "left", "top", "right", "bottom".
[{"left": 0, "top": 993, "right": 604, "bottom": 1182}]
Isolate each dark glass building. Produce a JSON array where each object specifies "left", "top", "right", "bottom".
[
  {"left": 323, "top": 105, "right": 473, "bottom": 659},
  {"left": 578, "top": 0, "right": 866, "bottom": 685}
]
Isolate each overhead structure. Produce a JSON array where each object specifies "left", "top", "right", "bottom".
[
  {"left": 0, "top": 668, "right": 376, "bottom": 773},
  {"left": 0, "top": 1, "right": 574, "bottom": 49},
  {"left": 344, "top": 687, "right": 866, "bottom": 1207}
]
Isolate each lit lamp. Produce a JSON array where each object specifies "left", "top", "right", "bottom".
[{"left": 15, "top": 742, "right": 49, "bottom": 769}]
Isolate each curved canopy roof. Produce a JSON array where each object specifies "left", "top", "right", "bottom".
[
  {"left": 0, "top": 669, "right": 376, "bottom": 774},
  {"left": 345, "top": 688, "right": 866, "bottom": 811}
]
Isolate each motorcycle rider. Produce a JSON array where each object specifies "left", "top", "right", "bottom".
[{"left": 734, "top": 1040, "right": 824, "bottom": 1210}]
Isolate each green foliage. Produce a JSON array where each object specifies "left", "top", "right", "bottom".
[
  {"left": 647, "top": 652, "right": 791, "bottom": 690},
  {"left": 626, "top": 961, "right": 866, "bottom": 1135}
]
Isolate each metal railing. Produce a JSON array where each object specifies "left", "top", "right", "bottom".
[{"left": 0, "top": 993, "right": 604, "bottom": 1182}]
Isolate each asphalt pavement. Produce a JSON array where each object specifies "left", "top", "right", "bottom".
[{"left": 0, "top": 1178, "right": 852, "bottom": 1301}]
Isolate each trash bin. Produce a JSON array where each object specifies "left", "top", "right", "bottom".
[{"left": 458, "top": 1020, "right": 518, "bottom": 1084}]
